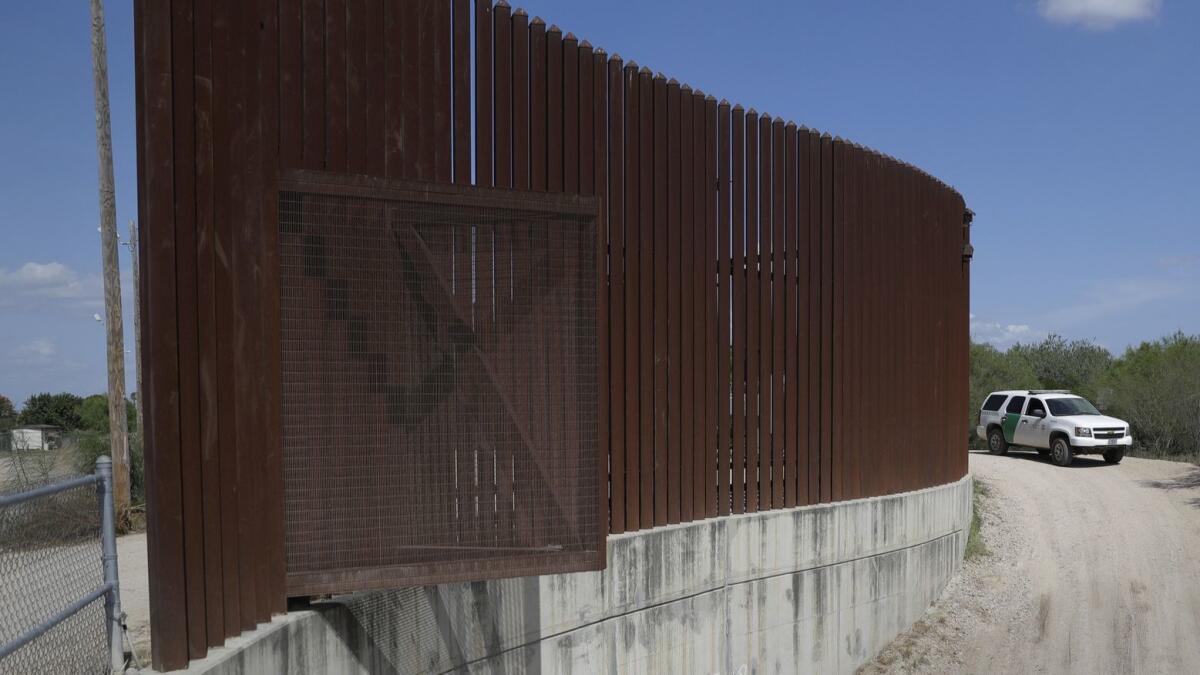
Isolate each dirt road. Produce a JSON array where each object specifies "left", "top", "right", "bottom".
[
  {"left": 118, "top": 532, "right": 151, "bottom": 666},
  {"left": 862, "top": 451, "right": 1200, "bottom": 674}
]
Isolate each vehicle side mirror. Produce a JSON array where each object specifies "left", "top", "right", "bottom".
[{"left": 1031, "top": 409, "right": 1045, "bottom": 419}]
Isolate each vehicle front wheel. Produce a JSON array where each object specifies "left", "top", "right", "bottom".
[
  {"left": 1051, "top": 437, "right": 1074, "bottom": 467},
  {"left": 1103, "top": 447, "right": 1125, "bottom": 464},
  {"left": 987, "top": 427, "right": 1009, "bottom": 456}
]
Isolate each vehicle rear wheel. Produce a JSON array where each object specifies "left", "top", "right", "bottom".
[
  {"left": 987, "top": 427, "right": 1009, "bottom": 456},
  {"left": 1051, "top": 436, "right": 1074, "bottom": 467},
  {"left": 1103, "top": 447, "right": 1125, "bottom": 464}
]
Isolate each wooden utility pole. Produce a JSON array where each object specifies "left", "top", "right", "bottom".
[
  {"left": 90, "top": 0, "right": 130, "bottom": 519},
  {"left": 129, "top": 220, "right": 144, "bottom": 460}
]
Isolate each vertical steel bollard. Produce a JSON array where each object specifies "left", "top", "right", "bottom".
[{"left": 96, "top": 456, "right": 124, "bottom": 673}]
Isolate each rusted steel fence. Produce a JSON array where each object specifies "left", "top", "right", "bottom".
[{"left": 135, "top": 0, "right": 970, "bottom": 669}]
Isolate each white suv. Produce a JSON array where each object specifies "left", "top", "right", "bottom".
[{"left": 975, "top": 390, "right": 1132, "bottom": 466}]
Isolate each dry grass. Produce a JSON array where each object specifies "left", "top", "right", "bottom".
[
  {"left": 1125, "top": 447, "right": 1200, "bottom": 466},
  {"left": 965, "top": 479, "right": 990, "bottom": 560}
]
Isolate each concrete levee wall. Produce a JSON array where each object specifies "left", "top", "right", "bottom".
[{"left": 169, "top": 475, "right": 972, "bottom": 674}]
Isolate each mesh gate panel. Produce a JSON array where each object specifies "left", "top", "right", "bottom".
[{"left": 279, "top": 173, "right": 601, "bottom": 595}]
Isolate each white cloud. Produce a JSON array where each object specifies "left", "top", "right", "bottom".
[
  {"left": 971, "top": 316, "right": 1048, "bottom": 347},
  {"left": 8, "top": 338, "right": 57, "bottom": 366},
  {"left": 1038, "top": 0, "right": 1160, "bottom": 29},
  {"left": 0, "top": 261, "right": 104, "bottom": 312}
]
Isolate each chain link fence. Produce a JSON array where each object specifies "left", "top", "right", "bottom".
[{"left": 0, "top": 457, "right": 122, "bottom": 674}]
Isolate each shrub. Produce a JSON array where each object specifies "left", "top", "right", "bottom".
[
  {"left": 1103, "top": 333, "right": 1200, "bottom": 459},
  {"left": 18, "top": 392, "right": 83, "bottom": 429},
  {"left": 1008, "top": 334, "right": 1112, "bottom": 401},
  {"left": 969, "top": 332, "right": 1200, "bottom": 461},
  {"left": 968, "top": 342, "right": 1039, "bottom": 447},
  {"left": 69, "top": 429, "right": 145, "bottom": 505}
]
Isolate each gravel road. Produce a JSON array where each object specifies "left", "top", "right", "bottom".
[
  {"left": 861, "top": 450, "right": 1200, "bottom": 675},
  {"left": 118, "top": 532, "right": 151, "bottom": 667}
]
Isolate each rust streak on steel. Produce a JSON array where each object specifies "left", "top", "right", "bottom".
[
  {"left": 717, "top": 99, "right": 731, "bottom": 516},
  {"left": 652, "top": 72, "right": 668, "bottom": 526},
  {"left": 731, "top": 104, "right": 746, "bottom": 515},
  {"left": 608, "top": 52, "right": 626, "bottom": 534}
]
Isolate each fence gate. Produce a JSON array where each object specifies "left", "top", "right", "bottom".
[
  {"left": 0, "top": 457, "right": 123, "bottom": 674},
  {"left": 277, "top": 172, "right": 603, "bottom": 594}
]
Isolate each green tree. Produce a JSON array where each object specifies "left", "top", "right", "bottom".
[
  {"left": 0, "top": 395, "right": 17, "bottom": 432},
  {"left": 77, "top": 394, "right": 110, "bottom": 432},
  {"left": 1009, "top": 334, "right": 1111, "bottom": 400},
  {"left": 968, "top": 341, "right": 1040, "bottom": 446},
  {"left": 968, "top": 332, "right": 1200, "bottom": 459},
  {"left": 70, "top": 393, "right": 144, "bottom": 505},
  {"left": 18, "top": 392, "right": 84, "bottom": 429},
  {"left": 1104, "top": 333, "right": 1200, "bottom": 458},
  {"left": 73, "top": 393, "right": 137, "bottom": 433}
]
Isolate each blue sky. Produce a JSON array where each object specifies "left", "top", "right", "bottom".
[{"left": 1, "top": 0, "right": 1197, "bottom": 408}]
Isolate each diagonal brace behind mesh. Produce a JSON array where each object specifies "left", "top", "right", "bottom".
[{"left": 279, "top": 175, "right": 600, "bottom": 594}]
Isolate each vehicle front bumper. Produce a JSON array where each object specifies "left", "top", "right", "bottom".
[
  {"left": 1070, "top": 435, "right": 1133, "bottom": 449},
  {"left": 975, "top": 425, "right": 987, "bottom": 441}
]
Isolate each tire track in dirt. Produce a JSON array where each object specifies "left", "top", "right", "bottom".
[{"left": 860, "top": 452, "right": 1200, "bottom": 674}]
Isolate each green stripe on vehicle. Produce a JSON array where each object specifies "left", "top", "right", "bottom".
[{"left": 1002, "top": 413, "right": 1020, "bottom": 443}]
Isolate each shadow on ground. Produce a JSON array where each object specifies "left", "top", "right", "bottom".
[
  {"left": 968, "top": 448, "right": 1112, "bottom": 469},
  {"left": 1138, "top": 464, "right": 1200, "bottom": 509}
]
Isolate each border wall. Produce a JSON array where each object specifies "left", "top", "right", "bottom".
[{"left": 134, "top": 1, "right": 971, "bottom": 669}]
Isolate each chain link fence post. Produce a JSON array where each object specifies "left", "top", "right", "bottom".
[{"left": 96, "top": 456, "right": 124, "bottom": 673}]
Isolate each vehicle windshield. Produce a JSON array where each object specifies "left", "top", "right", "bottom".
[{"left": 1047, "top": 397, "right": 1102, "bottom": 417}]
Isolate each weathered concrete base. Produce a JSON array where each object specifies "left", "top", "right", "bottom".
[{"left": 165, "top": 475, "right": 971, "bottom": 674}]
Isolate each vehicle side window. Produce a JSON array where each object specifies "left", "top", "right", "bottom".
[
  {"left": 1005, "top": 396, "right": 1026, "bottom": 414},
  {"left": 1026, "top": 398, "right": 1046, "bottom": 417},
  {"left": 982, "top": 394, "right": 1006, "bottom": 411}
]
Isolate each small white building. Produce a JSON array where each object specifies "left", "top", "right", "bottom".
[{"left": 7, "top": 425, "right": 61, "bottom": 452}]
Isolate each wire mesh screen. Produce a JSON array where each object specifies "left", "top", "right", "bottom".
[
  {"left": 0, "top": 477, "right": 108, "bottom": 675},
  {"left": 278, "top": 173, "right": 602, "bottom": 595}
]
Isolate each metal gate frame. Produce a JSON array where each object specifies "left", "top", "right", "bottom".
[
  {"left": 0, "top": 456, "right": 124, "bottom": 673},
  {"left": 277, "top": 170, "right": 606, "bottom": 596}
]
